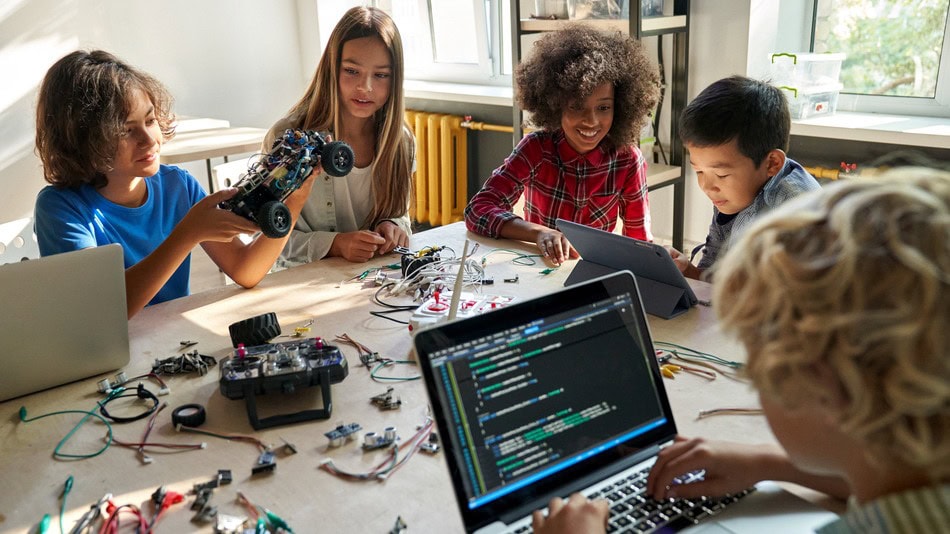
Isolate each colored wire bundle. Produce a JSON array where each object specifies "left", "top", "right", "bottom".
[
  {"left": 320, "top": 417, "right": 436, "bottom": 481},
  {"left": 369, "top": 283, "right": 418, "bottom": 324},
  {"left": 99, "top": 502, "right": 148, "bottom": 534},
  {"left": 98, "top": 487, "right": 184, "bottom": 534},
  {"left": 236, "top": 492, "right": 295, "bottom": 533},
  {"left": 175, "top": 425, "right": 270, "bottom": 452},
  {"left": 335, "top": 333, "right": 381, "bottom": 367},
  {"left": 111, "top": 403, "right": 205, "bottom": 463},
  {"left": 369, "top": 358, "right": 421, "bottom": 382},
  {"left": 479, "top": 248, "right": 544, "bottom": 266},
  {"left": 654, "top": 341, "right": 744, "bottom": 380}
]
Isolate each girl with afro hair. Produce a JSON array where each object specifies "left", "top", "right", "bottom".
[{"left": 464, "top": 24, "right": 660, "bottom": 265}]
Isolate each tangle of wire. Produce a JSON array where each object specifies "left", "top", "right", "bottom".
[
  {"left": 335, "top": 333, "right": 379, "bottom": 367},
  {"left": 175, "top": 425, "right": 270, "bottom": 452},
  {"left": 384, "top": 254, "right": 486, "bottom": 299},
  {"left": 99, "top": 487, "right": 185, "bottom": 534},
  {"left": 479, "top": 248, "right": 544, "bottom": 266},
  {"left": 370, "top": 282, "right": 418, "bottom": 324},
  {"left": 236, "top": 491, "right": 295, "bottom": 533},
  {"left": 370, "top": 358, "right": 421, "bottom": 382},
  {"left": 111, "top": 403, "right": 205, "bottom": 463},
  {"left": 335, "top": 332, "right": 419, "bottom": 381},
  {"left": 320, "top": 416, "right": 435, "bottom": 481},
  {"left": 17, "top": 389, "right": 126, "bottom": 460},
  {"left": 654, "top": 341, "right": 744, "bottom": 380}
]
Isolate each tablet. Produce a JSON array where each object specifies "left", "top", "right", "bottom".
[{"left": 557, "top": 219, "right": 698, "bottom": 319}]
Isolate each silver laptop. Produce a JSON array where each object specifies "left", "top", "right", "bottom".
[
  {"left": 413, "top": 271, "right": 836, "bottom": 533},
  {"left": 0, "top": 244, "right": 130, "bottom": 401},
  {"left": 558, "top": 219, "right": 697, "bottom": 319}
]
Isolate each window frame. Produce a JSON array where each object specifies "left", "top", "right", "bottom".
[
  {"left": 808, "top": 0, "right": 950, "bottom": 117},
  {"left": 377, "top": 0, "right": 512, "bottom": 86}
]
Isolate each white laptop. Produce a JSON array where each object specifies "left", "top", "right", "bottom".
[
  {"left": 413, "top": 271, "right": 837, "bottom": 533},
  {"left": 0, "top": 244, "right": 130, "bottom": 401}
]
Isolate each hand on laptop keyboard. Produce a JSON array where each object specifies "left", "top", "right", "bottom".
[
  {"left": 531, "top": 493, "right": 609, "bottom": 534},
  {"left": 646, "top": 436, "right": 775, "bottom": 501},
  {"left": 585, "top": 465, "right": 755, "bottom": 534}
]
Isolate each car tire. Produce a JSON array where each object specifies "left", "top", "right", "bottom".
[
  {"left": 228, "top": 312, "right": 282, "bottom": 348},
  {"left": 322, "top": 141, "right": 355, "bottom": 177},
  {"left": 257, "top": 200, "right": 292, "bottom": 238}
]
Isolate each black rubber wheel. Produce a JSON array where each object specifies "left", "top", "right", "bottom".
[
  {"left": 322, "top": 141, "right": 355, "bottom": 177},
  {"left": 257, "top": 200, "right": 292, "bottom": 238},
  {"left": 229, "top": 312, "right": 282, "bottom": 348}
]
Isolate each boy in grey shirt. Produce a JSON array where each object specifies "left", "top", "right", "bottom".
[{"left": 670, "top": 76, "right": 820, "bottom": 278}]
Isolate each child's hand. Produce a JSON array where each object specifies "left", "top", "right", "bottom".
[
  {"left": 374, "top": 221, "right": 409, "bottom": 254},
  {"left": 646, "top": 436, "right": 770, "bottom": 500},
  {"left": 667, "top": 247, "right": 701, "bottom": 280},
  {"left": 330, "top": 230, "right": 386, "bottom": 262},
  {"left": 181, "top": 188, "right": 260, "bottom": 243},
  {"left": 536, "top": 229, "right": 576, "bottom": 266},
  {"left": 532, "top": 493, "right": 608, "bottom": 534}
]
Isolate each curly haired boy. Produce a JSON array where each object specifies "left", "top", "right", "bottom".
[
  {"left": 645, "top": 167, "right": 950, "bottom": 533},
  {"left": 464, "top": 24, "right": 660, "bottom": 265},
  {"left": 532, "top": 167, "right": 949, "bottom": 534}
]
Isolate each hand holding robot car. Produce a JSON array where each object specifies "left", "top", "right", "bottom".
[{"left": 219, "top": 129, "right": 355, "bottom": 238}]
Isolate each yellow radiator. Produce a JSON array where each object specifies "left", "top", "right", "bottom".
[{"left": 406, "top": 111, "right": 468, "bottom": 227}]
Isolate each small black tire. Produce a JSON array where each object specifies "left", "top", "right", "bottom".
[
  {"left": 257, "top": 201, "right": 292, "bottom": 238},
  {"left": 229, "top": 312, "right": 282, "bottom": 348},
  {"left": 322, "top": 141, "right": 355, "bottom": 177}
]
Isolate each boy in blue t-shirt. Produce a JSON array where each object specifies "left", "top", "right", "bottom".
[
  {"left": 33, "top": 50, "right": 312, "bottom": 318},
  {"left": 670, "top": 75, "right": 819, "bottom": 279}
]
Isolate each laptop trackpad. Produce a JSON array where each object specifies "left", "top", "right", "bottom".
[{"left": 680, "top": 482, "right": 837, "bottom": 533}]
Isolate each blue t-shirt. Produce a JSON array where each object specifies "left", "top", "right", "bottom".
[{"left": 34, "top": 165, "right": 206, "bottom": 305}]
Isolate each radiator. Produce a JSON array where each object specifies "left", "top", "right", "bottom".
[{"left": 406, "top": 111, "right": 468, "bottom": 227}]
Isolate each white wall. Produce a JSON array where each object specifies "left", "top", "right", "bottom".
[{"left": 0, "top": 0, "right": 309, "bottom": 223}]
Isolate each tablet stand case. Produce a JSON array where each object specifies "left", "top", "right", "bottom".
[{"left": 565, "top": 261, "right": 692, "bottom": 319}]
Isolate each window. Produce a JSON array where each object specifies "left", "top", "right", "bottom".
[
  {"left": 811, "top": 0, "right": 950, "bottom": 116},
  {"left": 316, "top": 0, "right": 511, "bottom": 86}
]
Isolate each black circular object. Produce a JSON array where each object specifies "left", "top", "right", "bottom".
[
  {"left": 322, "top": 141, "right": 354, "bottom": 177},
  {"left": 257, "top": 201, "right": 292, "bottom": 238},
  {"left": 229, "top": 312, "right": 281, "bottom": 348},
  {"left": 171, "top": 403, "right": 207, "bottom": 428},
  {"left": 99, "top": 383, "right": 160, "bottom": 424}
]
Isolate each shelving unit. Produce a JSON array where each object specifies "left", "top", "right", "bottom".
[{"left": 509, "top": 0, "right": 690, "bottom": 250}]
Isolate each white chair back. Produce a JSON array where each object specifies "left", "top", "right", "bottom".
[{"left": 0, "top": 217, "right": 39, "bottom": 265}]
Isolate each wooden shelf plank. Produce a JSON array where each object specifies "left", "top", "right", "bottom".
[
  {"left": 646, "top": 164, "right": 682, "bottom": 190},
  {"left": 520, "top": 15, "right": 686, "bottom": 33}
]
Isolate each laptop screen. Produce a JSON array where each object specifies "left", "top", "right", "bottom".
[{"left": 414, "top": 271, "right": 677, "bottom": 531}]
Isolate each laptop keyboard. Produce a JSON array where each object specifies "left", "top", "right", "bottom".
[{"left": 512, "top": 467, "right": 755, "bottom": 534}]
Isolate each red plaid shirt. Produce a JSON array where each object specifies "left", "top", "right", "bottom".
[{"left": 464, "top": 130, "right": 652, "bottom": 241}]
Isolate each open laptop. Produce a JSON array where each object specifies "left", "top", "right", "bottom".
[
  {"left": 413, "top": 271, "right": 837, "bottom": 533},
  {"left": 0, "top": 244, "right": 130, "bottom": 401},
  {"left": 557, "top": 219, "right": 697, "bottom": 319}
]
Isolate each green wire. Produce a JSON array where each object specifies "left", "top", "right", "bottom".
[
  {"left": 59, "top": 475, "right": 73, "bottom": 534},
  {"left": 19, "top": 392, "right": 117, "bottom": 459},
  {"left": 654, "top": 341, "right": 743, "bottom": 369},
  {"left": 480, "top": 248, "right": 543, "bottom": 266},
  {"left": 370, "top": 360, "right": 420, "bottom": 381}
]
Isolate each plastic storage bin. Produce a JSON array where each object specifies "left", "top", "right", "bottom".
[
  {"left": 770, "top": 52, "right": 846, "bottom": 88},
  {"left": 780, "top": 83, "right": 842, "bottom": 120}
]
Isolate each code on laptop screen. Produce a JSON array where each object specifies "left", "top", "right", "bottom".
[{"left": 426, "top": 292, "right": 667, "bottom": 510}]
